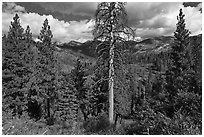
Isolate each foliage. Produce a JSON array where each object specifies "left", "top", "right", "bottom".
[
  {"left": 2, "top": 6, "right": 202, "bottom": 135},
  {"left": 164, "top": 8, "right": 200, "bottom": 116},
  {"left": 30, "top": 18, "right": 58, "bottom": 124},
  {"left": 2, "top": 14, "right": 34, "bottom": 117},
  {"left": 7, "top": 14, "right": 24, "bottom": 43},
  {"left": 190, "top": 35, "right": 202, "bottom": 95},
  {"left": 2, "top": 111, "right": 47, "bottom": 135},
  {"left": 70, "top": 59, "right": 87, "bottom": 118},
  {"left": 2, "top": 111, "right": 84, "bottom": 135},
  {"left": 57, "top": 72, "right": 78, "bottom": 125},
  {"left": 24, "top": 25, "right": 32, "bottom": 42},
  {"left": 83, "top": 112, "right": 110, "bottom": 133}
]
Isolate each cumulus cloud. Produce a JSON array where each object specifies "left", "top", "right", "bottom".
[
  {"left": 2, "top": 2, "right": 202, "bottom": 42},
  {"left": 126, "top": 2, "right": 202, "bottom": 38},
  {"left": 2, "top": 2, "right": 94, "bottom": 43},
  {"left": 184, "top": 5, "right": 202, "bottom": 35}
]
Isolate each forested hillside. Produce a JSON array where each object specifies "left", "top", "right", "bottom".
[{"left": 2, "top": 2, "right": 202, "bottom": 135}]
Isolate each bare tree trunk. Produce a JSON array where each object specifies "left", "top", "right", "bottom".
[
  {"left": 109, "top": 3, "right": 116, "bottom": 126},
  {"left": 94, "top": 2, "right": 135, "bottom": 127},
  {"left": 109, "top": 31, "right": 114, "bottom": 125}
]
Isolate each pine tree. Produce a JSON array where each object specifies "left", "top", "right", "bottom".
[
  {"left": 71, "top": 59, "right": 86, "bottom": 102},
  {"left": 93, "top": 2, "right": 134, "bottom": 125},
  {"left": 24, "top": 25, "right": 32, "bottom": 42},
  {"left": 57, "top": 60, "right": 90, "bottom": 130},
  {"left": 32, "top": 18, "right": 58, "bottom": 124},
  {"left": 92, "top": 68, "right": 109, "bottom": 115},
  {"left": 70, "top": 59, "right": 90, "bottom": 121},
  {"left": 2, "top": 14, "right": 32, "bottom": 117},
  {"left": 165, "top": 9, "right": 199, "bottom": 117},
  {"left": 22, "top": 26, "right": 43, "bottom": 119},
  {"left": 57, "top": 72, "right": 78, "bottom": 126},
  {"left": 38, "top": 19, "right": 53, "bottom": 45},
  {"left": 7, "top": 14, "right": 24, "bottom": 43},
  {"left": 165, "top": 9, "right": 189, "bottom": 99}
]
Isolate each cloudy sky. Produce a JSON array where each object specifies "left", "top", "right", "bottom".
[{"left": 2, "top": 2, "right": 202, "bottom": 43}]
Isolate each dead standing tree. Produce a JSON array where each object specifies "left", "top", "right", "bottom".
[{"left": 93, "top": 2, "right": 135, "bottom": 126}]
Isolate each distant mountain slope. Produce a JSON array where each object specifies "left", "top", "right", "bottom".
[
  {"left": 56, "top": 34, "right": 201, "bottom": 73},
  {"left": 57, "top": 40, "right": 100, "bottom": 57},
  {"left": 57, "top": 35, "right": 175, "bottom": 57},
  {"left": 57, "top": 34, "right": 201, "bottom": 57},
  {"left": 55, "top": 46, "right": 96, "bottom": 73},
  {"left": 132, "top": 36, "right": 174, "bottom": 54}
]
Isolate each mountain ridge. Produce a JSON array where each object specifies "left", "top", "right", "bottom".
[{"left": 57, "top": 34, "right": 201, "bottom": 58}]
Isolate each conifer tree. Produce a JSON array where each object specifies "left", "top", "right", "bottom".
[
  {"left": 165, "top": 9, "right": 199, "bottom": 117},
  {"left": 70, "top": 59, "right": 89, "bottom": 120},
  {"left": 24, "top": 25, "right": 32, "bottom": 42},
  {"left": 71, "top": 59, "right": 86, "bottom": 102},
  {"left": 33, "top": 18, "right": 58, "bottom": 124},
  {"left": 38, "top": 19, "right": 53, "bottom": 45},
  {"left": 57, "top": 72, "right": 78, "bottom": 125},
  {"left": 57, "top": 59, "right": 89, "bottom": 129},
  {"left": 7, "top": 14, "right": 24, "bottom": 43},
  {"left": 22, "top": 26, "right": 42, "bottom": 119},
  {"left": 165, "top": 9, "right": 190, "bottom": 100},
  {"left": 2, "top": 14, "right": 32, "bottom": 117},
  {"left": 93, "top": 2, "right": 134, "bottom": 125}
]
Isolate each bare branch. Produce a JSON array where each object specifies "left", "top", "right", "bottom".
[{"left": 90, "top": 77, "right": 109, "bottom": 89}]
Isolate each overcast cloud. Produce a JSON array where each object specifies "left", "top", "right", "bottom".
[{"left": 2, "top": 2, "right": 202, "bottom": 43}]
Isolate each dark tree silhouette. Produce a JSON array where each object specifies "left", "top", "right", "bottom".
[
  {"left": 24, "top": 25, "right": 32, "bottom": 42},
  {"left": 165, "top": 9, "right": 191, "bottom": 102}
]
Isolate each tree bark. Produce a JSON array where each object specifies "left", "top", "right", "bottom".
[
  {"left": 109, "top": 31, "right": 114, "bottom": 125},
  {"left": 109, "top": 3, "right": 116, "bottom": 126}
]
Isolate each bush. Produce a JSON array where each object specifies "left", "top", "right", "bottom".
[
  {"left": 122, "top": 110, "right": 171, "bottom": 135},
  {"left": 83, "top": 112, "right": 110, "bottom": 133},
  {"left": 165, "top": 110, "right": 201, "bottom": 135},
  {"left": 117, "top": 100, "right": 201, "bottom": 135},
  {"left": 2, "top": 112, "right": 47, "bottom": 135},
  {"left": 2, "top": 110, "right": 85, "bottom": 135}
]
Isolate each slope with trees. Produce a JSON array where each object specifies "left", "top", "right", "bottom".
[{"left": 2, "top": 4, "right": 202, "bottom": 135}]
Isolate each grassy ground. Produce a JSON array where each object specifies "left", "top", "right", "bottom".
[
  {"left": 2, "top": 111, "right": 201, "bottom": 135},
  {"left": 2, "top": 111, "right": 124, "bottom": 135}
]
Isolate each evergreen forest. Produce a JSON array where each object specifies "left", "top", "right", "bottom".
[{"left": 2, "top": 2, "right": 202, "bottom": 135}]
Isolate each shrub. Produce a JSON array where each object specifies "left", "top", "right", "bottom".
[
  {"left": 165, "top": 110, "right": 201, "bottom": 135},
  {"left": 83, "top": 112, "right": 110, "bottom": 133},
  {"left": 2, "top": 112, "right": 47, "bottom": 135}
]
